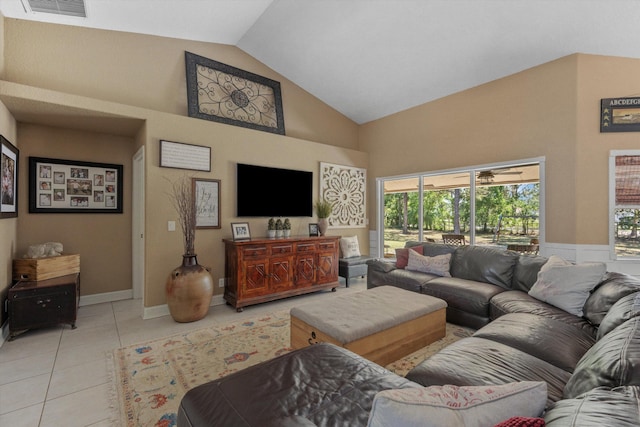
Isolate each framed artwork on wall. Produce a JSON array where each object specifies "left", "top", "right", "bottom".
[
  {"left": 601, "top": 97, "right": 640, "bottom": 132},
  {"left": 319, "top": 162, "right": 366, "bottom": 228},
  {"left": 1, "top": 135, "right": 19, "bottom": 219},
  {"left": 185, "top": 51, "right": 285, "bottom": 135},
  {"left": 193, "top": 178, "right": 221, "bottom": 229},
  {"left": 29, "top": 157, "right": 123, "bottom": 213},
  {"left": 160, "top": 140, "right": 211, "bottom": 172}
]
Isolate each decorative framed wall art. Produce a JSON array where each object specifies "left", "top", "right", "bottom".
[
  {"left": 185, "top": 51, "right": 285, "bottom": 135},
  {"left": 231, "top": 222, "right": 251, "bottom": 241},
  {"left": 160, "top": 140, "right": 211, "bottom": 172},
  {"left": 601, "top": 97, "right": 640, "bottom": 132},
  {"left": 29, "top": 157, "right": 123, "bottom": 213},
  {"left": 319, "top": 162, "right": 366, "bottom": 228},
  {"left": 193, "top": 178, "right": 221, "bottom": 229},
  {"left": 1, "top": 135, "right": 19, "bottom": 218}
]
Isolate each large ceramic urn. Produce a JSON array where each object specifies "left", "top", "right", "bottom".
[{"left": 166, "top": 254, "right": 213, "bottom": 322}]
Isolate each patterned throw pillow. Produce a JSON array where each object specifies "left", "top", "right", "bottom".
[
  {"left": 395, "top": 245, "right": 424, "bottom": 269},
  {"left": 405, "top": 249, "right": 451, "bottom": 277},
  {"left": 367, "top": 382, "right": 547, "bottom": 427},
  {"left": 339, "top": 236, "right": 361, "bottom": 258},
  {"left": 493, "top": 417, "right": 546, "bottom": 427}
]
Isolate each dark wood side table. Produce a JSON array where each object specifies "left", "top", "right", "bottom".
[{"left": 8, "top": 273, "right": 80, "bottom": 340}]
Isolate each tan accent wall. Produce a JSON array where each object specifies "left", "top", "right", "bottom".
[
  {"left": 3, "top": 18, "right": 359, "bottom": 149},
  {"left": 15, "top": 124, "right": 134, "bottom": 296},
  {"left": 0, "top": 99, "right": 17, "bottom": 327},
  {"left": 362, "top": 54, "right": 640, "bottom": 245}
]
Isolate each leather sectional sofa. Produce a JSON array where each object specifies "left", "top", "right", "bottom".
[{"left": 177, "top": 243, "right": 640, "bottom": 426}]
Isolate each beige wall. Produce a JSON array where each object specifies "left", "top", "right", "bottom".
[
  {"left": 0, "top": 99, "right": 17, "bottom": 327},
  {"left": 1, "top": 17, "right": 367, "bottom": 309},
  {"left": 361, "top": 54, "right": 640, "bottom": 246},
  {"left": 3, "top": 18, "right": 359, "bottom": 149}
]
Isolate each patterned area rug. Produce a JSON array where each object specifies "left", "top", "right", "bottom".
[{"left": 110, "top": 310, "right": 473, "bottom": 427}]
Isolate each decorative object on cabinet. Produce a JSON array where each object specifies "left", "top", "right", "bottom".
[
  {"left": 160, "top": 140, "right": 211, "bottom": 172},
  {"left": 28, "top": 157, "right": 123, "bottom": 213},
  {"left": 13, "top": 253, "right": 79, "bottom": 281},
  {"left": 314, "top": 199, "right": 332, "bottom": 236},
  {"left": 283, "top": 218, "right": 291, "bottom": 237},
  {"left": 9, "top": 273, "right": 80, "bottom": 340},
  {"left": 223, "top": 235, "right": 340, "bottom": 312},
  {"left": 275, "top": 218, "right": 284, "bottom": 238},
  {"left": 185, "top": 51, "right": 285, "bottom": 135},
  {"left": 309, "top": 223, "right": 319, "bottom": 237},
  {"left": 192, "top": 178, "right": 220, "bottom": 229},
  {"left": 166, "top": 175, "right": 213, "bottom": 323},
  {"left": 1, "top": 135, "right": 18, "bottom": 219},
  {"left": 267, "top": 218, "right": 276, "bottom": 238},
  {"left": 319, "top": 162, "right": 366, "bottom": 228},
  {"left": 601, "top": 97, "right": 640, "bottom": 132},
  {"left": 231, "top": 222, "right": 252, "bottom": 240}
]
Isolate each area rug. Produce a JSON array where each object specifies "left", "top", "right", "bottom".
[{"left": 110, "top": 310, "right": 473, "bottom": 427}]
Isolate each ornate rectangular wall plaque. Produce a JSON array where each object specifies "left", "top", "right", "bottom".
[{"left": 185, "top": 51, "right": 285, "bottom": 135}]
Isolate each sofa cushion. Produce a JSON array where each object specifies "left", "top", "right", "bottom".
[
  {"left": 545, "top": 386, "right": 640, "bottom": 427},
  {"left": 422, "top": 277, "right": 504, "bottom": 319},
  {"left": 490, "top": 291, "right": 597, "bottom": 338},
  {"left": 406, "top": 337, "right": 571, "bottom": 406},
  {"left": 406, "top": 250, "right": 451, "bottom": 277},
  {"left": 528, "top": 256, "right": 606, "bottom": 317},
  {"left": 564, "top": 316, "right": 640, "bottom": 399},
  {"left": 583, "top": 272, "right": 640, "bottom": 326},
  {"left": 395, "top": 245, "right": 423, "bottom": 269},
  {"left": 511, "top": 254, "right": 548, "bottom": 292},
  {"left": 369, "top": 268, "right": 439, "bottom": 293},
  {"left": 367, "top": 382, "right": 547, "bottom": 427},
  {"left": 473, "top": 313, "right": 595, "bottom": 373},
  {"left": 449, "top": 245, "right": 519, "bottom": 289},
  {"left": 597, "top": 292, "right": 640, "bottom": 340}
]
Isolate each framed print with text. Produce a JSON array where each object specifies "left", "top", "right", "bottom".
[{"left": 193, "top": 178, "right": 221, "bottom": 229}]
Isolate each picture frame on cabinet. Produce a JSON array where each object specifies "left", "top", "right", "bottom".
[
  {"left": 1, "top": 135, "right": 19, "bottom": 218},
  {"left": 308, "top": 223, "right": 319, "bottom": 237},
  {"left": 231, "top": 222, "right": 251, "bottom": 241}
]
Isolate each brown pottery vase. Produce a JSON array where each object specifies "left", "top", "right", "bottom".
[{"left": 166, "top": 254, "right": 214, "bottom": 323}]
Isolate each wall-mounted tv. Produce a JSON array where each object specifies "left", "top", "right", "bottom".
[{"left": 236, "top": 163, "right": 313, "bottom": 217}]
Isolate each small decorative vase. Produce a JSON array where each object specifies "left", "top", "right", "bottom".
[
  {"left": 276, "top": 229, "right": 284, "bottom": 238},
  {"left": 166, "top": 254, "right": 214, "bottom": 323},
  {"left": 267, "top": 230, "right": 276, "bottom": 238},
  {"left": 283, "top": 230, "right": 291, "bottom": 238},
  {"left": 318, "top": 218, "right": 329, "bottom": 236}
]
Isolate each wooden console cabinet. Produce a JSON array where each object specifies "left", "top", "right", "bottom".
[
  {"left": 223, "top": 236, "right": 340, "bottom": 311},
  {"left": 8, "top": 273, "right": 80, "bottom": 340}
]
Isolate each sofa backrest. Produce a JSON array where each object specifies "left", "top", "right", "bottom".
[
  {"left": 449, "top": 245, "right": 520, "bottom": 289},
  {"left": 511, "top": 254, "right": 548, "bottom": 292},
  {"left": 405, "top": 241, "right": 457, "bottom": 257},
  {"left": 583, "top": 272, "right": 640, "bottom": 326}
]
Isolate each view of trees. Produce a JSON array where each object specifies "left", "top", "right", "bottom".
[{"left": 384, "top": 183, "right": 540, "bottom": 242}]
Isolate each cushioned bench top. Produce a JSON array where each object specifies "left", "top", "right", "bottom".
[
  {"left": 339, "top": 255, "right": 374, "bottom": 266},
  {"left": 290, "top": 286, "right": 446, "bottom": 344}
]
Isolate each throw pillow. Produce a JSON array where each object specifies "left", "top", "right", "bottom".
[
  {"left": 339, "top": 236, "right": 361, "bottom": 258},
  {"left": 367, "top": 382, "right": 547, "bottom": 427},
  {"left": 405, "top": 249, "right": 451, "bottom": 277},
  {"left": 395, "top": 245, "right": 424, "bottom": 269},
  {"left": 493, "top": 417, "right": 546, "bottom": 427},
  {"left": 528, "top": 255, "right": 606, "bottom": 317}
]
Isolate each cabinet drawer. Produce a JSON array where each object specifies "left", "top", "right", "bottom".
[
  {"left": 242, "top": 246, "right": 268, "bottom": 257},
  {"left": 296, "top": 243, "right": 317, "bottom": 252},
  {"left": 271, "top": 244, "right": 293, "bottom": 255},
  {"left": 318, "top": 241, "right": 337, "bottom": 250}
]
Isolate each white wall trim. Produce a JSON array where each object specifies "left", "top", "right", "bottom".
[
  {"left": 143, "top": 294, "right": 226, "bottom": 320},
  {"left": 79, "top": 289, "right": 133, "bottom": 306}
]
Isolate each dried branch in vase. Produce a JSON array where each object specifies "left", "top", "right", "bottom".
[{"left": 167, "top": 175, "right": 197, "bottom": 255}]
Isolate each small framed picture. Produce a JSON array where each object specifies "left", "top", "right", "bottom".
[
  {"left": 231, "top": 222, "right": 251, "bottom": 241},
  {"left": 308, "top": 223, "right": 319, "bottom": 237}
]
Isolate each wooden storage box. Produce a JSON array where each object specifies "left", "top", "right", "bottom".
[{"left": 13, "top": 254, "right": 80, "bottom": 281}]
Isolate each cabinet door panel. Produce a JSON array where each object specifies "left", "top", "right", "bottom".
[
  {"left": 316, "top": 251, "right": 338, "bottom": 284},
  {"left": 295, "top": 255, "right": 315, "bottom": 287},
  {"left": 243, "top": 261, "right": 269, "bottom": 297},
  {"left": 270, "top": 257, "right": 293, "bottom": 292}
]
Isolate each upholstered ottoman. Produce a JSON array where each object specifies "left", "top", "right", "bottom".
[
  {"left": 339, "top": 255, "right": 373, "bottom": 286},
  {"left": 290, "top": 285, "right": 447, "bottom": 365}
]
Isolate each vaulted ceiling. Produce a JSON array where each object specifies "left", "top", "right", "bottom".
[{"left": 2, "top": 0, "right": 640, "bottom": 124}]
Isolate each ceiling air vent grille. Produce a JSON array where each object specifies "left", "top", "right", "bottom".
[{"left": 26, "top": 0, "right": 86, "bottom": 17}]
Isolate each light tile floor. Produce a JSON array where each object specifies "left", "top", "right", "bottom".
[{"left": 0, "top": 277, "right": 365, "bottom": 427}]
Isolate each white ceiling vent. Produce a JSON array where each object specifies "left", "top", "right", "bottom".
[{"left": 25, "top": 0, "right": 86, "bottom": 17}]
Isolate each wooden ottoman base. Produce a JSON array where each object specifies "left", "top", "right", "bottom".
[
  {"left": 290, "top": 286, "right": 447, "bottom": 366},
  {"left": 291, "top": 309, "right": 445, "bottom": 366}
]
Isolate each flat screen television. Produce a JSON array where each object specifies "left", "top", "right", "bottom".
[{"left": 236, "top": 163, "right": 313, "bottom": 217}]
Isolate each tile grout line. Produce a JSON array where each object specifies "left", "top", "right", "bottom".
[{"left": 39, "top": 327, "right": 63, "bottom": 427}]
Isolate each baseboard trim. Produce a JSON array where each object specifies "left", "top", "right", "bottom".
[
  {"left": 79, "top": 289, "right": 133, "bottom": 307},
  {"left": 143, "top": 294, "right": 226, "bottom": 320}
]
